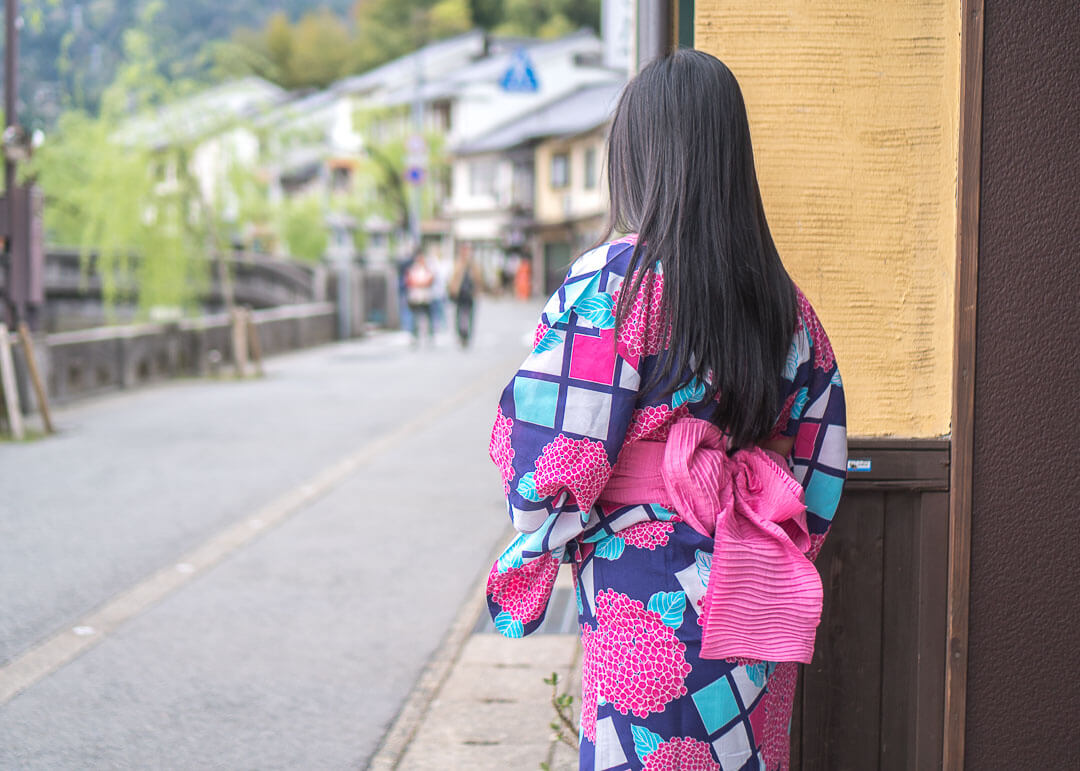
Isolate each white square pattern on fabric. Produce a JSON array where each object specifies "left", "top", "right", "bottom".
[
  {"left": 562, "top": 386, "right": 613, "bottom": 439},
  {"left": 594, "top": 716, "right": 628, "bottom": 769},
  {"left": 730, "top": 665, "right": 765, "bottom": 708},
  {"left": 524, "top": 343, "right": 566, "bottom": 377},
  {"left": 674, "top": 561, "right": 707, "bottom": 619},
  {"left": 618, "top": 359, "right": 641, "bottom": 389},
  {"left": 713, "top": 721, "right": 753, "bottom": 770},
  {"left": 818, "top": 423, "right": 847, "bottom": 472},
  {"left": 579, "top": 560, "right": 596, "bottom": 617},
  {"left": 803, "top": 383, "right": 833, "bottom": 420}
]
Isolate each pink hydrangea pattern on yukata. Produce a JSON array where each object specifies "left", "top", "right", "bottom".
[
  {"left": 621, "top": 520, "right": 677, "bottom": 550},
  {"left": 761, "top": 662, "right": 798, "bottom": 771},
  {"left": 614, "top": 271, "right": 669, "bottom": 359},
  {"left": 581, "top": 590, "right": 691, "bottom": 720},
  {"left": 771, "top": 391, "right": 798, "bottom": 439},
  {"left": 532, "top": 321, "right": 550, "bottom": 349},
  {"left": 796, "top": 289, "right": 835, "bottom": 372},
  {"left": 806, "top": 532, "right": 828, "bottom": 563},
  {"left": 642, "top": 737, "right": 722, "bottom": 771},
  {"left": 625, "top": 403, "right": 690, "bottom": 443},
  {"left": 533, "top": 434, "right": 612, "bottom": 511},
  {"left": 489, "top": 407, "right": 515, "bottom": 493},
  {"left": 580, "top": 623, "right": 600, "bottom": 742},
  {"left": 487, "top": 555, "right": 560, "bottom": 624}
]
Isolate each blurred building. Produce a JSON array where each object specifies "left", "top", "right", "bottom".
[
  {"left": 453, "top": 80, "right": 623, "bottom": 295},
  {"left": 444, "top": 34, "right": 622, "bottom": 291}
]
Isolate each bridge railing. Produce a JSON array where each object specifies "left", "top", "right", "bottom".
[{"left": 28, "top": 302, "right": 337, "bottom": 405}]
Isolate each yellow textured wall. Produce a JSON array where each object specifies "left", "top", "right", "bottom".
[{"left": 696, "top": 2, "right": 960, "bottom": 437}]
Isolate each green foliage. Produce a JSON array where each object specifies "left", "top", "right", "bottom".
[
  {"left": 28, "top": 109, "right": 208, "bottom": 314},
  {"left": 19, "top": 1, "right": 356, "bottom": 124},
  {"left": 280, "top": 197, "right": 328, "bottom": 263},
  {"left": 494, "top": 0, "right": 598, "bottom": 39},
  {"left": 348, "top": 0, "right": 473, "bottom": 74},
  {"left": 213, "top": 8, "right": 355, "bottom": 91},
  {"left": 27, "top": 6, "right": 213, "bottom": 317},
  {"left": 468, "top": 0, "right": 504, "bottom": 30},
  {"left": 352, "top": 105, "right": 450, "bottom": 234},
  {"left": 20, "top": 2, "right": 601, "bottom": 126}
]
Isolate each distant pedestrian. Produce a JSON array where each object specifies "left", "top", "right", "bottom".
[
  {"left": 449, "top": 245, "right": 484, "bottom": 347},
  {"left": 404, "top": 252, "right": 435, "bottom": 346},
  {"left": 514, "top": 256, "right": 532, "bottom": 300}
]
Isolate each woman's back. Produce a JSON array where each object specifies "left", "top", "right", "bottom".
[{"left": 485, "top": 49, "right": 847, "bottom": 771}]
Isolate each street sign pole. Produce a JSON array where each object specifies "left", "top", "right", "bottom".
[{"left": 409, "top": 44, "right": 424, "bottom": 252}]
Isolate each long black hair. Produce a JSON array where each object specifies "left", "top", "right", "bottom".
[{"left": 608, "top": 49, "right": 797, "bottom": 450}]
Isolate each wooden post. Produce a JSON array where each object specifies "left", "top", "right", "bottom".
[
  {"left": 944, "top": 2, "right": 984, "bottom": 769},
  {"left": 245, "top": 308, "right": 264, "bottom": 377},
  {"left": 16, "top": 322, "right": 54, "bottom": 434},
  {"left": 230, "top": 308, "right": 248, "bottom": 378},
  {"left": 0, "top": 323, "right": 25, "bottom": 439}
]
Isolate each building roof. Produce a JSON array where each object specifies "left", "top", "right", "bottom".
[
  {"left": 117, "top": 77, "right": 290, "bottom": 148},
  {"left": 453, "top": 79, "right": 625, "bottom": 155},
  {"left": 332, "top": 30, "right": 489, "bottom": 98},
  {"left": 374, "top": 29, "right": 608, "bottom": 108}
]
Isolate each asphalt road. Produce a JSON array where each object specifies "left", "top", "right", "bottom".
[{"left": 0, "top": 298, "right": 540, "bottom": 769}]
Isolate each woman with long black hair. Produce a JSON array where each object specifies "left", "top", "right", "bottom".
[{"left": 486, "top": 50, "right": 847, "bottom": 770}]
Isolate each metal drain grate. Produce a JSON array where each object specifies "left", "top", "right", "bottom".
[{"left": 473, "top": 587, "right": 579, "bottom": 635}]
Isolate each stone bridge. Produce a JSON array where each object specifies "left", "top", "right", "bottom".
[{"left": 33, "top": 248, "right": 331, "bottom": 332}]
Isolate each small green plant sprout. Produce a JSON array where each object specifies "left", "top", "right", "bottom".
[{"left": 543, "top": 671, "right": 579, "bottom": 755}]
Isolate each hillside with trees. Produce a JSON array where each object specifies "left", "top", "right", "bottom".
[{"left": 12, "top": 0, "right": 600, "bottom": 126}]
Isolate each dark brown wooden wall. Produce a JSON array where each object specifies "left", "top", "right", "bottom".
[
  {"left": 792, "top": 439, "right": 949, "bottom": 770},
  {"left": 966, "top": 1, "right": 1080, "bottom": 763}
]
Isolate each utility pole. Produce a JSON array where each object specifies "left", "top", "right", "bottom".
[
  {"left": 1, "top": 0, "right": 39, "bottom": 330},
  {"left": 2, "top": 0, "right": 18, "bottom": 326}
]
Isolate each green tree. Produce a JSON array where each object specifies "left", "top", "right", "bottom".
[
  {"left": 288, "top": 8, "right": 353, "bottom": 89},
  {"left": 214, "top": 8, "right": 355, "bottom": 91},
  {"left": 27, "top": 2, "right": 212, "bottom": 316},
  {"left": 349, "top": 0, "right": 472, "bottom": 74},
  {"left": 493, "top": 0, "right": 599, "bottom": 39},
  {"left": 467, "top": 0, "right": 504, "bottom": 30},
  {"left": 280, "top": 197, "right": 328, "bottom": 263}
]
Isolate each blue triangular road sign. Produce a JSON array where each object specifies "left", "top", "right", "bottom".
[{"left": 500, "top": 49, "right": 539, "bottom": 93}]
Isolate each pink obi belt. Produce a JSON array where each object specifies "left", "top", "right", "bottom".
[{"left": 598, "top": 417, "right": 822, "bottom": 663}]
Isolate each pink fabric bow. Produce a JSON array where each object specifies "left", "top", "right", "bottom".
[{"left": 599, "top": 417, "right": 822, "bottom": 663}]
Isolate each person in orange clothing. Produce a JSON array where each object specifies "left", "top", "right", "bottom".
[{"left": 514, "top": 256, "right": 532, "bottom": 300}]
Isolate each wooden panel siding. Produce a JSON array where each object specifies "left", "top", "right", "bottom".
[{"left": 793, "top": 438, "right": 948, "bottom": 770}]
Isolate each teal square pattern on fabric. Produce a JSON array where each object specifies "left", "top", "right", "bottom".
[
  {"left": 805, "top": 470, "right": 844, "bottom": 521},
  {"left": 691, "top": 675, "right": 740, "bottom": 735},
  {"left": 513, "top": 376, "right": 560, "bottom": 428}
]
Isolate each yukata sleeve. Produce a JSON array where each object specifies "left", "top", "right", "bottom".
[
  {"left": 485, "top": 252, "right": 644, "bottom": 637},
  {"left": 773, "top": 289, "right": 848, "bottom": 556}
]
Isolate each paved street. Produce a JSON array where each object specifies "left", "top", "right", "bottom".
[{"left": 0, "top": 299, "right": 542, "bottom": 769}]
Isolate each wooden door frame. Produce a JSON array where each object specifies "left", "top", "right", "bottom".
[{"left": 945, "top": 1, "right": 984, "bottom": 768}]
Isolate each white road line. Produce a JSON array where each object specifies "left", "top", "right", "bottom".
[{"left": 0, "top": 361, "right": 512, "bottom": 706}]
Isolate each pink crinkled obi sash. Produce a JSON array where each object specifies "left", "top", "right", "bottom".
[{"left": 598, "top": 417, "right": 823, "bottom": 663}]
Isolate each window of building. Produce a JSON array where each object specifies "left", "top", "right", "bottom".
[
  {"left": 331, "top": 166, "right": 352, "bottom": 193},
  {"left": 584, "top": 147, "right": 598, "bottom": 190},
  {"left": 469, "top": 158, "right": 496, "bottom": 197},
  {"left": 551, "top": 152, "right": 570, "bottom": 189}
]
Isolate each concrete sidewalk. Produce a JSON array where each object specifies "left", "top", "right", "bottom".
[{"left": 371, "top": 570, "right": 584, "bottom": 771}]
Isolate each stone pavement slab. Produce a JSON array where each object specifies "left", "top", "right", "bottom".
[{"left": 384, "top": 572, "right": 585, "bottom": 771}]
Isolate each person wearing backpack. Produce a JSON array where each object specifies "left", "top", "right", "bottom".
[{"left": 449, "top": 244, "right": 484, "bottom": 347}]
